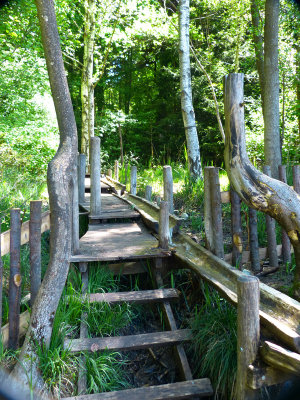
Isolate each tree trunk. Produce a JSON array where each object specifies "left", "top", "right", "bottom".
[
  {"left": 81, "top": 0, "right": 95, "bottom": 164},
  {"left": 250, "top": 0, "right": 265, "bottom": 115},
  {"left": 11, "top": 0, "right": 78, "bottom": 390},
  {"left": 263, "top": 0, "right": 281, "bottom": 178},
  {"left": 224, "top": 73, "right": 300, "bottom": 299},
  {"left": 179, "top": 0, "right": 202, "bottom": 179}
]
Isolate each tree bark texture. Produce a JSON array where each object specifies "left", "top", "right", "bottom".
[
  {"left": 263, "top": 0, "right": 281, "bottom": 178},
  {"left": 81, "top": 0, "right": 95, "bottom": 163},
  {"left": 12, "top": 0, "right": 78, "bottom": 390},
  {"left": 224, "top": 73, "right": 300, "bottom": 298},
  {"left": 179, "top": 0, "right": 202, "bottom": 179}
]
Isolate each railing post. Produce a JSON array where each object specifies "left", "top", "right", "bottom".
[
  {"left": 90, "top": 137, "right": 101, "bottom": 216},
  {"left": 78, "top": 154, "right": 86, "bottom": 204},
  {"left": 204, "top": 166, "right": 213, "bottom": 251},
  {"left": 130, "top": 166, "right": 137, "bottom": 195},
  {"left": 278, "top": 165, "right": 291, "bottom": 264},
  {"left": 159, "top": 201, "right": 169, "bottom": 250},
  {"left": 262, "top": 165, "right": 278, "bottom": 268},
  {"left": 30, "top": 200, "right": 42, "bottom": 306},
  {"left": 163, "top": 166, "right": 174, "bottom": 214},
  {"left": 210, "top": 167, "right": 224, "bottom": 259},
  {"left": 145, "top": 185, "right": 152, "bottom": 202},
  {"left": 230, "top": 186, "right": 242, "bottom": 268},
  {"left": 124, "top": 163, "right": 128, "bottom": 185},
  {"left": 236, "top": 275, "right": 260, "bottom": 400},
  {"left": 248, "top": 207, "right": 260, "bottom": 273},
  {"left": 73, "top": 155, "right": 80, "bottom": 254},
  {"left": 114, "top": 160, "right": 119, "bottom": 182},
  {"left": 8, "top": 209, "right": 21, "bottom": 349},
  {"left": 293, "top": 165, "right": 300, "bottom": 194},
  {"left": 107, "top": 168, "right": 112, "bottom": 178},
  {"left": 0, "top": 222, "right": 2, "bottom": 327}
]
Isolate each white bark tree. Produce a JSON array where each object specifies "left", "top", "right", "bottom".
[
  {"left": 179, "top": 0, "right": 202, "bottom": 179},
  {"left": 11, "top": 0, "right": 78, "bottom": 390}
]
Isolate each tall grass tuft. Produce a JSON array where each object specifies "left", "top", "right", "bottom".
[{"left": 189, "top": 282, "right": 237, "bottom": 400}]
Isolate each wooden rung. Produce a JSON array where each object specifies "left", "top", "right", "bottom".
[
  {"left": 77, "top": 289, "right": 179, "bottom": 305},
  {"left": 65, "top": 329, "right": 192, "bottom": 353},
  {"left": 63, "top": 378, "right": 213, "bottom": 400}
]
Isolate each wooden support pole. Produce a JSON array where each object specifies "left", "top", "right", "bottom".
[
  {"left": 163, "top": 166, "right": 174, "bottom": 214},
  {"left": 30, "top": 200, "right": 42, "bottom": 306},
  {"left": 124, "top": 163, "right": 128, "bottom": 184},
  {"left": 145, "top": 185, "right": 152, "bottom": 202},
  {"left": 73, "top": 155, "right": 80, "bottom": 254},
  {"left": 107, "top": 168, "right": 112, "bottom": 178},
  {"left": 90, "top": 137, "right": 101, "bottom": 216},
  {"left": 210, "top": 167, "right": 224, "bottom": 259},
  {"left": 130, "top": 166, "right": 137, "bottom": 195},
  {"left": 237, "top": 275, "right": 260, "bottom": 400},
  {"left": 8, "top": 209, "right": 21, "bottom": 349},
  {"left": 293, "top": 165, "right": 300, "bottom": 194},
  {"left": 278, "top": 165, "right": 291, "bottom": 264},
  {"left": 248, "top": 207, "right": 260, "bottom": 273},
  {"left": 159, "top": 201, "right": 169, "bottom": 250},
  {"left": 262, "top": 165, "right": 278, "bottom": 268},
  {"left": 114, "top": 160, "right": 119, "bottom": 182},
  {"left": 230, "top": 186, "right": 242, "bottom": 268},
  {"left": 0, "top": 222, "right": 2, "bottom": 327},
  {"left": 204, "top": 166, "right": 213, "bottom": 251},
  {"left": 78, "top": 154, "right": 86, "bottom": 204}
]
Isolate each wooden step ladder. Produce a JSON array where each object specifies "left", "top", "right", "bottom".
[{"left": 63, "top": 260, "right": 213, "bottom": 399}]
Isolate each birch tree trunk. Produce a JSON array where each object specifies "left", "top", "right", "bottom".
[
  {"left": 81, "top": 0, "right": 95, "bottom": 164},
  {"left": 224, "top": 73, "right": 300, "bottom": 299},
  {"left": 11, "top": 0, "right": 78, "bottom": 390},
  {"left": 264, "top": 0, "right": 281, "bottom": 178},
  {"left": 179, "top": 0, "right": 202, "bottom": 179}
]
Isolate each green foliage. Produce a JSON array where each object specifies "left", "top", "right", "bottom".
[{"left": 189, "top": 283, "right": 237, "bottom": 400}]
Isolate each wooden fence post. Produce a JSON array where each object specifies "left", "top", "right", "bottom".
[
  {"left": 73, "top": 154, "right": 80, "bottom": 254},
  {"left": 262, "top": 165, "right": 278, "bottom": 268},
  {"left": 0, "top": 222, "right": 2, "bottom": 327},
  {"left": 78, "top": 154, "right": 86, "bottom": 204},
  {"left": 159, "top": 201, "right": 169, "bottom": 250},
  {"left": 90, "top": 137, "right": 101, "bottom": 216},
  {"left": 8, "top": 209, "right": 21, "bottom": 349},
  {"left": 114, "top": 160, "right": 119, "bottom": 182},
  {"left": 107, "top": 168, "right": 112, "bottom": 178},
  {"left": 30, "top": 200, "right": 42, "bottom": 306},
  {"left": 278, "top": 165, "right": 291, "bottom": 264},
  {"left": 248, "top": 207, "right": 260, "bottom": 273},
  {"left": 130, "top": 166, "right": 137, "bottom": 195},
  {"left": 236, "top": 275, "right": 260, "bottom": 400},
  {"left": 145, "top": 185, "right": 152, "bottom": 202},
  {"left": 124, "top": 163, "right": 128, "bottom": 185},
  {"left": 163, "top": 166, "right": 174, "bottom": 214},
  {"left": 210, "top": 167, "right": 224, "bottom": 259},
  {"left": 231, "top": 186, "right": 242, "bottom": 268},
  {"left": 293, "top": 165, "right": 300, "bottom": 194},
  {"left": 204, "top": 166, "right": 213, "bottom": 251}
]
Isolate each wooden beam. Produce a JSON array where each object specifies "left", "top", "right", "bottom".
[
  {"left": 260, "top": 341, "right": 300, "bottom": 376},
  {"left": 247, "top": 364, "right": 292, "bottom": 389},
  {"left": 1, "top": 310, "right": 30, "bottom": 349},
  {"left": 224, "top": 243, "right": 294, "bottom": 264},
  {"left": 63, "top": 378, "right": 213, "bottom": 400},
  {"left": 65, "top": 329, "right": 192, "bottom": 353}
]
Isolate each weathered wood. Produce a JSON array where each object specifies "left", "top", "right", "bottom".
[
  {"left": 65, "top": 329, "right": 192, "bottom": 352},
  {"left": 8, "top": 209, "right": 21, "bottom": 350},
  {"left": 80, "top": 288, "right": 179, "bottom": 304},
  {"left": 230, "top": 187, "right": 242, "bottom": 268},
  {"left": 107, "top": 262, "right": 147, "bottom": 275},
  {"left": 262, "top": 165, "right": 278, "bottom": 268},
  {"left": 248, "top": 207, "right": 260, "bottom": 273},
  {"left": 90, "top": 136, "right": 101, "bottom": 216},
  {"left": 124, "top": 163, "right": 128, "bottom": 184},
  {"left": 247, "top": 364, "right": 292, "bottom": 389},
  {"left": 78, "top": 154, "right": 86, "bottom": 204},
  {"left": 1, "top": 211, "right": 50, "bottom": 257},
  {"left": 78, "top": 269, "right": 88, "bottom": 395},
  {"left": 221, "top": 190, "right": 230, "bottom": 203},
  {"left": 102, "top": 176, "right": 125, "bottom": 195},
  {"left": 278, "top": 165, "right": 291, "bottom": 264},
  {"left": 163, "top": 166, "right": 174, "bottom": 214},
  {"left": 209, "top": 167, "right": 224, "bottom": 258},
  {"left": 30, "top": 201, "right": 42, "bottom": 306},
  {"left": 130, "top": 165, "right": 137, "bottom": 195},
  {"left": 63, "top": 378, "right": 213, "bottom": 400},
  {"left": 172, "top": 233, "right": 300, "bottom": 353},
  {"left": 107, "top": 169, "right": 112, "bottom": 178},
  {"left": 114, "top": 160, "right": 119, "bottom": 182},
  {"left": 70, "top": 221, "right": 170, "bottom": 263},
  {"left": 293, "top": 165, "right": 300, "bottom": 194},
  {"left": 0, "top": 222, "right": 2, "bottom": 326},
  {"left": 73, "top": 155, "right": 80, "bottom": 254},
  {"left": 236, "top": 275, "right": 260, "bottom": 400},
  {"left": 159, "top": 201, "right": 169, "bottom": 250},
  {"left": 1, "top": 310, "right": 30, "bottom": 349},
  {"left": 260, "top": 341, "right": 300, "bottom": 376},
  {"left": 145, "top": 185, "right": 152, "bottom": 202},
  {"left": 204, "top": 167, "right": 213, "bottom": 251}
]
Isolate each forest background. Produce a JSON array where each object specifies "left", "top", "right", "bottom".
[{"left": 0, "top": 0, "right": 299, "bottom": 228}]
